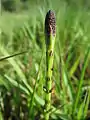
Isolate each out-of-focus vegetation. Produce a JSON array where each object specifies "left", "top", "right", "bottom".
[
  {"left": 1, "top": 0, "right": 90, "bottom": 12},
  {"left": 0, "top": 0, "right": 90, "bottom": 120},
  {"left": 1, "top": 0, "right": 30, "bottom": 12}
]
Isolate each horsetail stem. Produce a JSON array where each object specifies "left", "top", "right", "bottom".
[{"left": 44, "top": 10, "right": 56, "bottom": 120}]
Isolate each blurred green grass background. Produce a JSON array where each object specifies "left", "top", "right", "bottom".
[{"left": 0, "top": 0, "right": 90, "bottom": 120}]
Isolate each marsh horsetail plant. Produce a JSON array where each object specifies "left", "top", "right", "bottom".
[{"left": 44, "top": 10, "right": 56, "bottom": 120}]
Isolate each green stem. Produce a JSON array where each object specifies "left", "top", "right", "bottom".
[{"left": 44, "top": 10, "right": 56, "bottom": 120}]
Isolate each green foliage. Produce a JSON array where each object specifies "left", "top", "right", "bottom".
[
  {"left": 2, "top": 0, "right": 17, "bottom": 12},
  {"left": 0, "top": 0, "right": 90, "bottom": 120},
  {"left": 1, "top": 0, "right": 28, "bottom": 12}
]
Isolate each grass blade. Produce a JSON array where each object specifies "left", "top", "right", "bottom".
[{"left": 73, "top": 47, "right": 90, "bottom": 115}]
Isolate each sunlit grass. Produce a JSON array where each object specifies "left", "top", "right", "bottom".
[{"left": 0, "top": 1, "right": 90, "bottom": 120}]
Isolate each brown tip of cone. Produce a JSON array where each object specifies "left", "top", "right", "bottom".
[{"left": 45, "top": 10, "right": 56, "bottom": 36}]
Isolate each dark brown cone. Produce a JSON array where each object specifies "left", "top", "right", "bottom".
[{"left": 45, "top": 10, "right": 56, "bottom": 36}]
